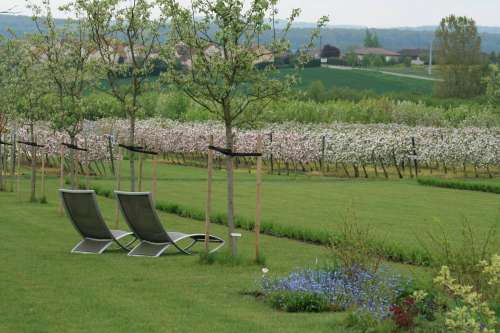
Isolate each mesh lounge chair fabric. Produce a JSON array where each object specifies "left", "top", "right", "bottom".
[
  {"left": 115, "top": 191, "right": 225, "bottom": 257},
  {"left": 60, "top": 189, "right": 136, "bottom": 254}
]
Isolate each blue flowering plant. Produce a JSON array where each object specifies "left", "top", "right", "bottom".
[{"left": 262, "top": 265, "right": 406, "bottom": 318}]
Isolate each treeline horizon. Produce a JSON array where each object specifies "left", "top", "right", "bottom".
[{"left": 2, "top": 13, "right": 500, "bottom": 53}]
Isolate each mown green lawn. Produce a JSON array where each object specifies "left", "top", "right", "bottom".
[
  {"left": 88, "top": 162, "right": 500, "bottom": 261},
  {"left": 280, "top": 67, "right": 434, "bottom": 94},
  {"left": 0, "top": 176, "right": 429, "bottom": 333}
]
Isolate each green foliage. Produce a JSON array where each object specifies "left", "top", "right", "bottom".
[
  {"left": 345, "top": 51, "right": 359, "bottom": 67},
  {"left": 198, "top": 251, "right": 246, "bottom": 266},
  {"left": 417, "top": 177, "right": 500, "bottom": 194},
  {"left": 158, "top": 0, "right": 327, "bottom": 257},
  {"left": 484, "top": 65, "right": 500, "bottom": 105},
  {"left": 261, "top": 96, "right": 500, "bottom": 127},
  {"left": 418, "top": 220, "right": 497, "bottom": 288},
  {"left": 306, "top": 80, "right": 327, "bottom": 102},
  {"left": 364, "top": 29, "right": 381, "bottom": 48},
  {"left": 329, "top": 206, "right": 383, "bottom": 274},
  {"left": 435, "top": 15, "right": 487, "bottom": 98},
  {"left": 344, "top": 311, "right": 396, "bottom": 333},
  {"left": 267, "top": 291, "right": 331, "bottom": 313},
  {"left": 3, "top": 37, "right": 49, "bottom": 124},
  {"left": 403, "top": 56, "right": 412, "bottom": 68},
  {"left": 29, "top": 0, "right": 96, "bottom": 137},
  {"left": 159, "top": 0, "right": 328, "bottom": 126},
  {"left": 433, "top": 261, "right": 499, "bottom": 332},
  {"left": 155, "top": 92, "right": 192, "bottom": 120}
]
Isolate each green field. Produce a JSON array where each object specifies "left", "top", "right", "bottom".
[
  {"left": 0, "top": 175, "right": 431, "bottom": 333},
  {"left": 377, "top": 65, "right": 441, "bottom": 79},
  {"left": 281, "top": 67, "right": 434, "bottom": 94},
  {"left": 58, "top": 162, "right": 500, "bottom": 263}
]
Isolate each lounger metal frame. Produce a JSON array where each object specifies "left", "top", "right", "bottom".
[{"left": 115, "top": 191, "right": 225, "bottom": 257}]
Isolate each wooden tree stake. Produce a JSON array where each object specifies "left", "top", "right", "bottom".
[
  {"left": 255, "top": 135, "right": 263, "bottom": 260},
  {"left": 59, "top": 145, "right": 65, "bottom": 215},
  {"left": 138, "top": 150, "right": 144, "bottom": 191},
  {"left": 115, "top": 152, "right": 122, "bottom": 228},
  {"left": 204, "top": 135, "right": 214, "bottom": 253},
  {"left": 16, "top": 145, "right": 21, "bottom": 200},
  {"left": 152, "top": 153, "right": 158, "bottom": 203},
  {"left": 41, "top": 151, "right": 46, "bottom": 201},
  {"left": 85, "top": 137, "right": 90, "bottom": 189}
]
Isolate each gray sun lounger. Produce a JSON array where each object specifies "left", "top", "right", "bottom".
[
  {"left": 115, "top": 191, "right": 225, "bottom": 257},
  {"left": 60, "top": 189, "right": 136, "bottom": 254}
]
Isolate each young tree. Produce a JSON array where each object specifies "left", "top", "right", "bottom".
[
  {"left": 403, "top": 56, "right": 412, "bottom": 68},
  {"left": 29, "top": 0, "right": 95, "bottom": 188},
  {"left": 73, "top": 0, "right": 165, "bottom": 191},
  {"left": 159, "top": 0, "right": 327, "bottom": 256},
  {"left": 364, "top": 29, "right": 380, "bottom": 48},
  {"left": 0, "top": 35, "right": 11, "bottom": 192},
  {"left": 435, "top": 15, "right": 487, "bottom": 98},
  {"left": 484, "top": 66, "right": 500, "bottom": 104},
  {"left": 4, "top": 37, "right": 49, "bottom": 202},
  {"left": 345, "top": 50, "right": 358, "bottom": 67},
  {"left": 307, "top": 80, "right": 327, "bottom": 102}
]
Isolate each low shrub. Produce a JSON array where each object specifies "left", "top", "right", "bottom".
[
  {"left": 267, "top": 291, "right": 330, "bottom": 313},
  {"left": 431, "top": 255, "right": 500, "bottom": 333},
  {"left": 344, "top": 311, "right": 397, "bottom": 333},
  {"left": 417, "top": 220, "right": 498, "bottom": 289},
  {"left": 198, "top": 251, "right": 246, "bottom": 266},
  {"left": 329, "top": 206, "right": 383, "bottom": 273},
  {"left": 417, "top": 177, "right": 500, "bottom": 194}
]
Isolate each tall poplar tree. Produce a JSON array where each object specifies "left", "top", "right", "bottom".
[{"left": 435, "top": 15, "right": 487, "bottom": 98}]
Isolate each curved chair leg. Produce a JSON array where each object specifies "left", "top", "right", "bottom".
[
  {"left": 114, "top": 236, "right": 138, "bottom": 251},
  {"left": 173, "top": 235, "right": 225, "bottom": 255},
  {"left": 128, "top": 241, "right": 171, "bottom": 257}
]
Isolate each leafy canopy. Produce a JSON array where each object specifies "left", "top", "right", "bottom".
[{"left": 158, "top": 0, "right": 328, "bottom": 127}]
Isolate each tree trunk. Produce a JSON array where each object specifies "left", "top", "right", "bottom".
[
  {"left": 29, "top": 123, "right": 36, "bottom": 202},
  {"left": 10, "top": 130, "right": 16, "bottom": 192},
  {"left": 225, "top": 123, "right": 237, "bottom": 257},
  {"left": 129, "top": 116, "right": 136, "bottom": 191}
]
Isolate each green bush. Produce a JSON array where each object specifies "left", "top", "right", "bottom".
[
  {"left": 267, "top": 291, "right": 330, "bottom": 313},
  {"left": 417, "top": 177, "right": 500, "bottom": 194}
]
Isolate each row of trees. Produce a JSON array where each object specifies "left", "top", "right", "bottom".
[
  {"left": 9, "top": 119, "right": 500, "bottom": 179},
  {"left": 0, "top": 0, "right": 327, "bottom": 257}
]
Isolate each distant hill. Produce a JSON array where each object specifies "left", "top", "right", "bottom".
[
  {"left": 1, "top": 14, "right": 500, "bottom": 53},
  {"left": 264, "top": 27, "right": 500, "bottom": 53}
]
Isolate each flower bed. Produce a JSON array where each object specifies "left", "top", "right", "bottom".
[{"left": 262, "top": 266, "right": 405, "bottom": 319}]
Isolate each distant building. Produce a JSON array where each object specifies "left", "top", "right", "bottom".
[
  {"left": 354, "top": 47, "right": 400, "bottom": 62},
  {"left": 398, "top": 49, "right": 428, "bottom": 65},
  {"left": 306, "top": 48, "right": 322, "bottom": 60}
]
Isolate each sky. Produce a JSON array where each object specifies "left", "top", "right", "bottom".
[{"left": 3, "top": 0, "right": 500, "bottom": 28}]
